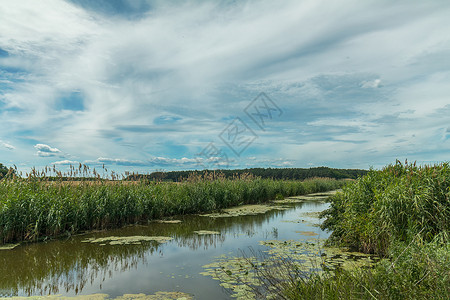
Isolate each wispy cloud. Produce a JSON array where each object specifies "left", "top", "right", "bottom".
[
  {"left": 1, "top": 140, "right": 15, "bottom": 150},
  {"left": 361, "top": 79, "right": 382, "bottom": 89},
  {"left": 1, "top": 0, "right": 450, "bottom": 172}
]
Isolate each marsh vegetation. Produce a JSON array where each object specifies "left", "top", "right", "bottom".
[
  {"left": 0, "top": 169, "right": 342, "bottom": 244},
  {"left": 2, "top": 162, "right": 447, "bottom": 299},
  {"left": 244, "top": 161, "right": 450, "bottom": 299}
]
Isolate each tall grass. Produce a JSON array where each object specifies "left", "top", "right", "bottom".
[
  {"left": 279, "top": 161, "right": 450, "bottom": 299},
  {"left": 321, "top": 160, "right": 449, "bottom": 255},
  {"left": 0, "top": 172, "right": 343, "bottom": 244}
]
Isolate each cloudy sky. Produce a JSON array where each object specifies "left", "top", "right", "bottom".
[{"left": 1, "top": 0, "right": 449, "bottom": 174}]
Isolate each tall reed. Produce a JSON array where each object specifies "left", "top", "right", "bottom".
[
  {"left": 321, "top": 160, "right": 449, "bottom": 255},
  {"left": 0, "top": 171, "right": 343, "bottom": 244}
]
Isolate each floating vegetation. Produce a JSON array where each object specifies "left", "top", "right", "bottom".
[
  {"left": 116, "top": 292, "right": 192, "bottom": 300},
  {"left": 200, "top": 239, "right": 377, "bottom": 298},
  {"left": 299, "top": 211, "right": 322, "bottom": 218},
  {"left": 306, "top": 190, "right": 340, "bottom": 197},
  {"left": 272, "top": 198, "right": 303, "bottom": 204},
  {"left": 82, "top": 236, "right": 173, "bottom": 245},
  {"left": 281, "top": 219, "right": 319, "bottom": 227},
  {"left": 156, "top": 220, "right": 182, "bottom": 224},
  {"left": 1, "top": 291, "right": 193, "bottom": 299},
  {"left": 295, "top": 231, "right": 319, "bottom": 236},
  {"left": 0, "top": 243, "right": 20, "bottom": 250},
  {"left": 260, "top": 239, "right": 375, "bottom": 271},
  {"left": 201, "top": 255, "right": 263, "bottom": 299},
  {"left": 200, "top": 204, "right": 289, "bottom": 218},
  {"left": 281, "top": 219, "right": 306, "bottom": 223},
  {"left": 193, "top": 230, "right": 220, "bottom": 235},
  {"left": 272, "top": 190, "right": 339, "bottom": 204}
]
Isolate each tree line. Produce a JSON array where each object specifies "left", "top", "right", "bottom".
[{"left": 126, "top": 167, "right": 368, "bottom": 182}]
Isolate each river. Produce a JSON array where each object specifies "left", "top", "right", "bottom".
[{"left": 0, "top": 192, "right": 336, "bottom": 299}]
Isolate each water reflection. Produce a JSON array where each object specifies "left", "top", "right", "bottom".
[
  {"left": 0, "top": 238, "right": 157, "bottom": 297},
  {"left": 0, "top": 201, "right": 317, "bottom": 298}
]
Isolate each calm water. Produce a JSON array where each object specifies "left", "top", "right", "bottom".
[{"left": 0, "top": 195, "right": 331, "bottom": 299}]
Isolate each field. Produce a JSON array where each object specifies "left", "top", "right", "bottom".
[{"left": 0, "top": 173, "right": 343, "bottom": 244}]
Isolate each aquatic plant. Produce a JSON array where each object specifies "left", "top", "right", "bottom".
[{"left": 0, "top": 171, "right": 343, "bottom": 244}]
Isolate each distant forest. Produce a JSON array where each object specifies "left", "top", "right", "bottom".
[{"left": 126, "top": 167, "right": 368, "bottom": 182}]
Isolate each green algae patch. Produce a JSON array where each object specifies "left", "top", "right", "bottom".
[
  {"left": 272, "top": 190, "right": 340, "bottom": 204},
  {"left": 201, "top": 256, "right": 263, "bottom": 299},
  {"left": 200, "top": 239, "right": 377, "bottom": 299},
  {"left": 281, "top": 219, "right": 318, "bottom": 227},
  {"left": 299, "top": 211, "right": 322, "bottom": 218},
  {"left": 296, "top": 231, "right": 319, "bottom": 236},
  {"left": 1, "top": 291, "right": 193, "bottom": 300},
  {"left": 156, "top": 220, "right": 182, "bottom": 224},
  {"left": 306, "top": 190, "right": 341, "bottom": 197},
  {"left": 0, "top": 243, "right": 20, "bottom": 250},
  {"left": 281, "top": 219, "right": 307, "bottom": 223},
  {"left": 193, "top": 230, "right": 220, "bottom": 235},
  {"left": 272, "top": 198, "right": 303, "bottom": 204},
  {"left": 82, "top": 236, "right": 173, "bottom": 245},
  {"left": 200, "top": 204, "right": 289, "bottom": 218},
  {"left": 115, "top": 291, "right": 193, "bottom": 299},
  {"left": 260, "top": 239, "right": 376, "bottom": 271}
]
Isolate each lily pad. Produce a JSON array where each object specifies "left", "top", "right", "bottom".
[
  {"left": 295, "top": 231, "right": 319, "bottom": 236},
  {"left": 200, "top": 204, "right": 289, "bottom": 218},
  {"left": 272, "top": 198, "right": 304, "bottom": 204},
  {"left": 193, "top": 230, "right": 220, "bottom": 235},
  {"left": 299, "top": 211, "right": 322, "bottom": 218},
  {"left": 82, "top": 236, "right": 173, "bottom": 245},
  {"left": 156, "top": 220, "right": 182, "bottom": 224}
]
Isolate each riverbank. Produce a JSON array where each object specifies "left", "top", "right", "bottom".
[
  {"left": 283, "top": 161, "right": 450, "bottom": 299},
  {"left": 0, "top": 176, "right": 343, "bottom": 245}
]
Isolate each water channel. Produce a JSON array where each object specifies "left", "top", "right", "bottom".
[{"left": 0, "top": 191, "right": 347, "bottom": 299}]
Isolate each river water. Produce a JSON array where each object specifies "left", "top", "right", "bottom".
[{"left": 0, "top": 192, "right": 334, "bottom": 299}]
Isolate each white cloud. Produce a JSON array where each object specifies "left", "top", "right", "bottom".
[
  {"left": 361, "top": 79, "right": 381, "bottom": 88},
  {"left": 0, "top": 140, "right": 15, "bottom": 150},
  {"left": 52, "top": 160, "right": 79, "bottom": 165},
  {"left": 90, "top": 156, "right": 202, "bottom": 167},
  {"left": 34, "top": 144, "right": 61, "bottom": 157}
]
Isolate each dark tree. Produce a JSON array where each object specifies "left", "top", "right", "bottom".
[
  {"left": 126, "top": 167, "right": 368, "bottom": 182},
  {"left": 0, "top": 163, "right": 10, "bottom": 179}
]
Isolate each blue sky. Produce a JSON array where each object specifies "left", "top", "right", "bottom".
[{"left": 1, "top": 0, "right": 449, "bottom": 175}]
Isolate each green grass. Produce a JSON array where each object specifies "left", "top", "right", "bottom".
[
  {"left": 281, "top": 161, "right": 450, "bottom": 299},
  {"left": 0, "top": 175, "right": 343, "bottom": 244}
]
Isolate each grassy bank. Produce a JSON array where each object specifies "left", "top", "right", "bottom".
[
  {"left": 283, "top": 161, "right": 450, "bottom": 299},
  {"left": 0, "top": 175, "right": 343, "bottom": 244}
]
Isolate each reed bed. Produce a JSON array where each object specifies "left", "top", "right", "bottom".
[
  {"left": 0, "top": 170, "right": 343, "bottom": 244},
  {"left": 278, "top": 161, "right": 450, "bottom": 299},
  {"left": 321, "top": 160, "right": 449, "bottom": 255}
]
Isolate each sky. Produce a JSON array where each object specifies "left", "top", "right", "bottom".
[{"left": 0, "top": 0, "right": 449, "bottom": 175}]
